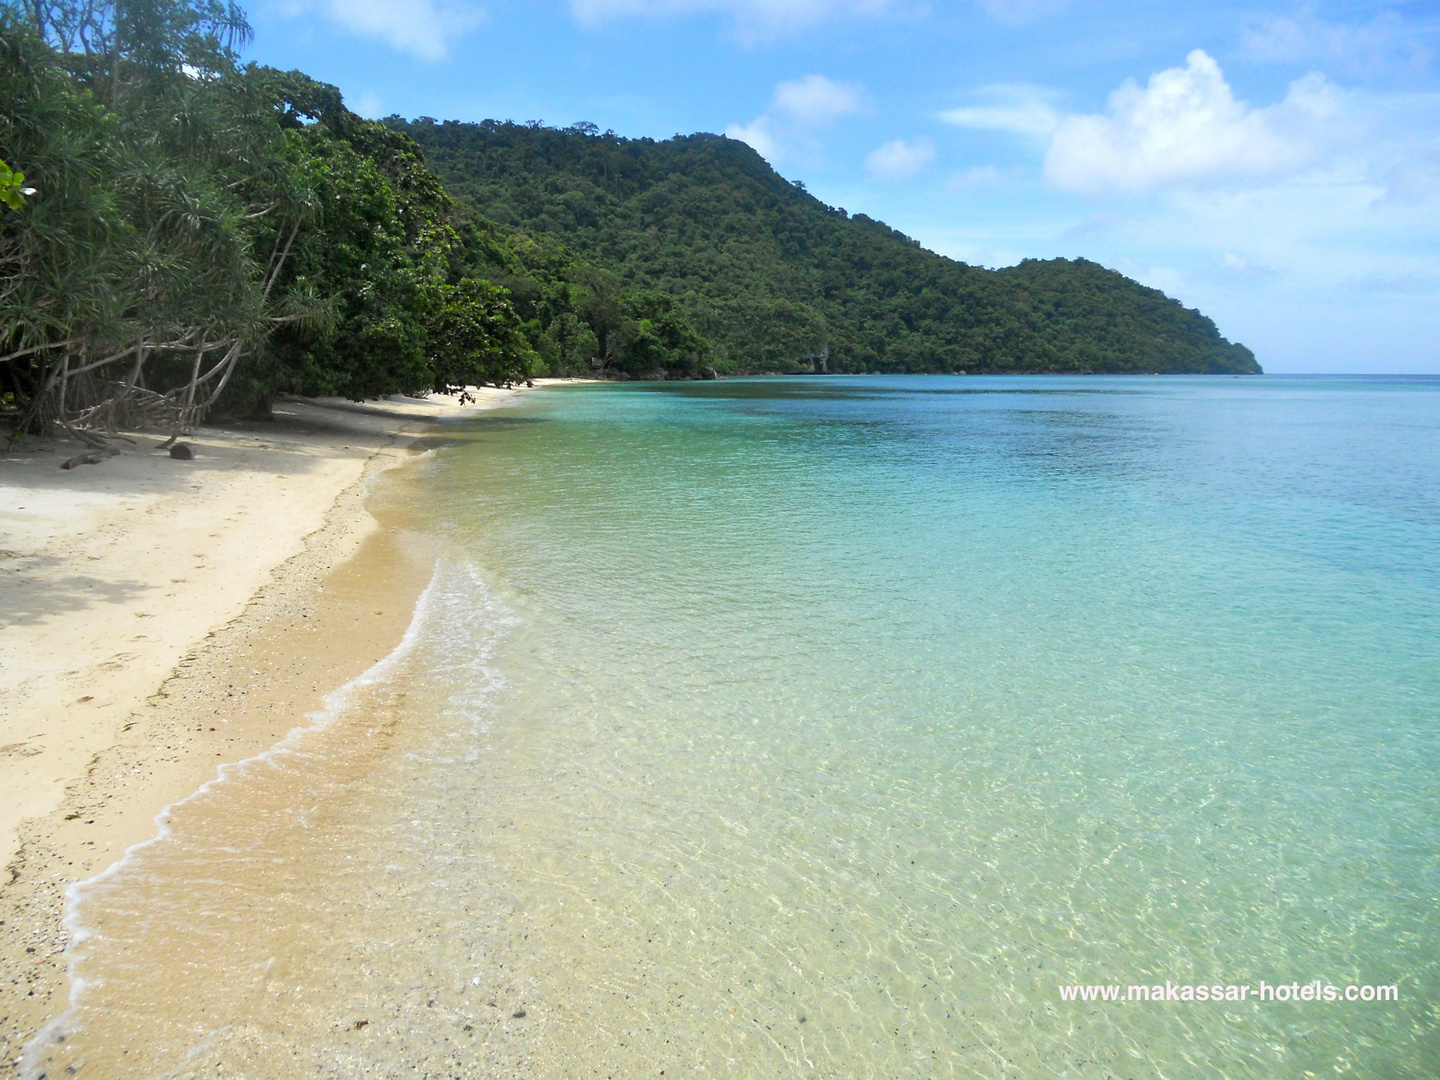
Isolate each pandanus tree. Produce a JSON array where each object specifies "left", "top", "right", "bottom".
[
  {"left": 1, "top": 0, "right": 302, "bottom": 440},
  {"left": 2, "top": 0, "right": 539, "bottom": 443}
]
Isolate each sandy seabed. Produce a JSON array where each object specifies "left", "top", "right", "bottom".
[{"left": 0, "top": 385, "right": 552, "bottom": 1070}]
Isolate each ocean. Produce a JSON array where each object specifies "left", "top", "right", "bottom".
[{"left": 30, "top": 375, "right": 1440, "bottom": 1077}]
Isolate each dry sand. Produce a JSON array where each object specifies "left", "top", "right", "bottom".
[{"left": 0, "top": 385, "right": 549, "bottom": 1069}]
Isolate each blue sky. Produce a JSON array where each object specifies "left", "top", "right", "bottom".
[{"left": 247, "top": 1, "right": 1440, "bottom": 373}]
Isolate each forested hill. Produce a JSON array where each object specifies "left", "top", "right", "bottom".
[
  {"left": 390, "top": 119, "right": 1261, "bottom": 376},
  {"left": 2, "top": 0, "right": 1258, "bottom": 446}
]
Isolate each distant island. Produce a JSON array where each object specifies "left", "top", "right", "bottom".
[
  {"left": 391, "top": 119, "right": 1262, "bottom": 379},
  {"left": 2, "top": 2, "right": 1256, "bottom": 442}
]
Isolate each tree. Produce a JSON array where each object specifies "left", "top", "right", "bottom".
[
  {"left": 391, "top": 117, "right": 1261, "bottom": 375},
  {"left": 3, "top": 3, "right": 542, "bottom": 440},
  {"left": 609, "top": 291, "right": 709, "bottom": 378},
  {"left": 426, "top": 277, "right": 535, "bottom": 391}
]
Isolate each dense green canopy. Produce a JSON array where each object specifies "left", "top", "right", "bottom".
[
  {"left": 0, "top": 0, "right": 535, "bottom": 437},
  {"left": 3, "top": 0, "right": 1258, "bottom": 443},
  {"left": 390, "top": 119, "right": 1261, "bottom": 376}
]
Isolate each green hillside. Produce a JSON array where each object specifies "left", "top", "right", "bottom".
[{"left": 391, "top": 119, "right": 1261, "bottom": 376}]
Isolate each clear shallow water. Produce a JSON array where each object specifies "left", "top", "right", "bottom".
[{"left": 34, "top": 376, "right": 1440, "bottom": 1077}]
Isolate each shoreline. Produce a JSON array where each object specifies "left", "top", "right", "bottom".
[{"left": 0, "top": 383, "right": 560, "bottom": 1067}]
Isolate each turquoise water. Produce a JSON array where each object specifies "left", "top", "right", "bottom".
[{"left": 39, "top": 376, "right": 1440, "bottom": 1077}]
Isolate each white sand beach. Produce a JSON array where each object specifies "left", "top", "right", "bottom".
[{"left": 0, "top": 385, "right": 543, "bottom": 1064}]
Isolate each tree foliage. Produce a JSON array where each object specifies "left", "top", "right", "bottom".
[
  {"left": 427, "top": 278, "right": 535, "bottom": 393},
  {"left": 3, "top": 0, "right": 1260, "bottom": 447},
  {"left": 0, "top": 157, "right": 33, "bottom": 207},
  {"left": 391, "top": 118, "right": 1261, "bottom": 376},
  {"left": 1, "top": 1, "right": 538, "bottom": 440}
]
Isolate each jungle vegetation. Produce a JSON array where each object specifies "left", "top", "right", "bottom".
[
  {"left": 0, "top": 0, "right": 542, "bottom": 439},
  {"left": 1, "top": 0, "right": 1257, "bottom": 444},
  {"left": 391, "top": 118, "right": 1261, "bottom": 377}
]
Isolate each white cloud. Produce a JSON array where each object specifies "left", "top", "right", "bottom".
[
  {"left": 723, "top": 118, "right": 780, "bottom": 161},
  {"left": 866, "top": 138, "right": 935, "bottom": 180},
  {"left": 939, "top": 84, "right": 1060, "bottom": 139},
  {"left": 947, "top": 52, "right": 1438, "bottom": 203},
  {"left": 926, "top": 58, "right": 1440, "bottom": 371},
  {"left": 726, "top": 74, "right": 866, "bottom": 163},
  {"left": 570, "top": 0, "right": 895, "bottom": 38},
  {"left": 1043, "top": 50, "right": 1346, "bottom": 194},
  {"left": 284, "top": 0, "right": 484, "bottom": 60},
  {"left": 773, "top": 75, "right": 865, "bottom": 125},
  {"left": 1241, "top": 11, "right": 1434, "bottom": 75}
]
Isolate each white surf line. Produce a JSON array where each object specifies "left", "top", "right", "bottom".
[
  {"left": 359, "top": 443, "right": 438, "bottom": 501},
  {"left": 19, "top": 561, "right": 444, "bottom": 1080}
]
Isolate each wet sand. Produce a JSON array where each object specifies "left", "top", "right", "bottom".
[{"left": 0, "top": 386, "right": 544, "bottom": 1069}]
